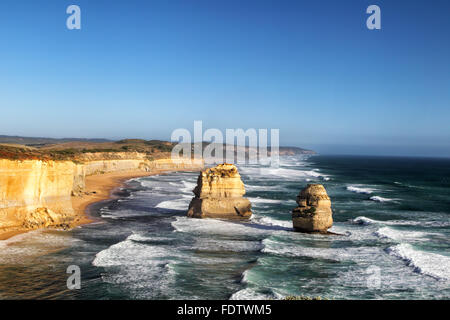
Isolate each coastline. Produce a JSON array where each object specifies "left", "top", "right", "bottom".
[
  {"left": 70, "top": 169, "right": 162, "bottom": 226},
  {"left": 0, "top": 167, "right": 200, "bottom": 241}
]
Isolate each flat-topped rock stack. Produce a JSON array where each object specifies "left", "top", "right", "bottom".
[
  {"left": 292, "top": 184, "right": 333, "bottom": 233},
  {"left": 187, "top": 163, "right": 252, "bottom": 219}
]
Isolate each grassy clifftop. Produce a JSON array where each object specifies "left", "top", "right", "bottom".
[{"left": 0, "top": 139, "right": 174, "bottom": 161}]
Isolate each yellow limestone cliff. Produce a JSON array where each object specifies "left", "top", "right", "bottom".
[
  {"left": 0, "top": 159, "right": 80, "bottom": 230},
  {"left": 187, "top": 163, "right": 252, "bottom": 219},
  {"left": 0, "top": 155, "right": 203, "bottom": 234}
]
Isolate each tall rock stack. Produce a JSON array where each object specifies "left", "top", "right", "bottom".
[
  {"left": 292, "top": 184, "right": 333, "bottom": 233},
  {"left": 187, "top": 164, "right": 252, "bottom": 219}
]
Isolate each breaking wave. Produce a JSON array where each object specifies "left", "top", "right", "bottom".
[
  {"left": 370, "top": 196, "right": 396, "bottom": 202},
  {"left": 240, "top": 166, "right": 329, "bottom": 181},
  {"left": 351, "top": 216, "right": 450, "bottom": 228},
  {"left": 250, "top": 215, "right": 293, "bottom": 229},
  {"left": 386, "top": 244, "right": 450, "bottom": 281},
  {"left": 374, "top": 227, "right": 434, "bottom": 242},
  {"left": 171, "top": 216, "right": 270, "bottom": 237},
  {"left": 346, "top": 185, "right": 376, "bottom": 194},
  {"left": 351, "top": 216, "right": 378, "bottom": 225},
  {"left": 155, "top": 196, "right": 191, "bottom": 211},
  {"left": 229, "top": 288, "right": 276, "bottom": 300},
  {"left": 261, "top": 238, "right": 381, "bottom": 262}
]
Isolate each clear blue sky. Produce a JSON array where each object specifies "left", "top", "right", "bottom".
[{"left": 0, "top": 0, "right": 449, "bottom": 156}]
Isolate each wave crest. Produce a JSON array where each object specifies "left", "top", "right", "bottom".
[
  {"left": 346, "top": 185, "right": 375, "bottom": 194},
  {"left": 386, "top": 244, "right": 450, "bottom": 281}
]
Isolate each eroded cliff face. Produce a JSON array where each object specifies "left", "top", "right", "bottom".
[
  {"left": 0, "top": 155, "right": 203, "bottom": 232},
  {"left": 0, "top": 159, "right": 79, "bottom": 230},
  {"left": 78, "top": 152, "right": 203, "bottom": 176},
  {"left": 187, "top": 163, "right": 252, "bottom": 219}
]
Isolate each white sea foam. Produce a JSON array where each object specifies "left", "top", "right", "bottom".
[
  {"left": 370, "top": 196, "right": 396, "bottom": 202},
  {"left": 191, "top": 238, "right": 263, "bottom": 252},
  {"left": 92, "top": 233, "right": 246, "bottom": 292},
  {"left": 239, "top": 269, "right": 251, "bottom": 284},
  {"left": 155, "top": 195, "right": 191, "bottom": 211},
  {"left": 251, "top": 215, "right": 292, "bottom": 229},
  {"left": 374, "top": 227, "right": 434, "bottom": 242},
  {"left": 180, "top": 180, "right": 196, "bottom": 194},
  {"left": 351, "top": 216, "right": 378, "bottom": 225},
  {"left": 172, "top": 216, "right": 271, "bottom": 237},
  {"left": 245, "top": 184, "right": 282, "bottom": 192},
  {"left": 351, "top": 216, "right": 450, "bottom": 228},
  {"left": 247, "top": 197, "right": 283, "bottom": 204},
  {"left": 327, "top": 224, "right": 377, "bottom": 241},
  {"left": 137, "top": 179, "right": 157, "bottom": 189},
  {"left": 279, "top": 162, "right": 304, "bottom": 167},
  {"left": 92, "top": 235, "right": 174, "bottom": 268},
  {"left": 100, "top": 214, "right": 120, "bottom": 219},
  {"left": 0, "top": 230, "right": 42, "bottom": 247},
  {"left": 100, "top": 207, "right": 117, "bottom": 219},
  {"left": 278, "top": 157, "right": 308, "bottom": 167},
  {"left": 386, "top": 244, "right": 450, "bottom": 281},
  {"left": 127, "top": 177, "right": 143, "bottom": 185},
  {"left": 240, "top": 166, "right": 329, "bottom": 180},
  {"left": 100, "top": 207, "right": 156, "bottom": 218},
  {"left": 261, "top": 238, "right": 380, "bottom": 262},
  {"left": 346, "top": 185, "right": 376, "bottom": 194},
  {"left": 351, "top": 216, "right": 409, "bottom": 226},
  {"left": 92, "top": 234, "right": 179, "bottom": 298},
  {"left": 127, "top": 233, "right": 175, "bottom": 243},
  {"left": 229, "top": 288, "right": 275, "bottom": 300},
  {"left": 0, "top": 230, "right": 78, "bottom": 264}
]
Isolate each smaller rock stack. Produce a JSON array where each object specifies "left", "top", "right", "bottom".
[
  {"left": 187, "top": 163, "right": 252, "bottom": 219},
  {"left": 292, "top": 184, "right": 333, "bottom": 233}
]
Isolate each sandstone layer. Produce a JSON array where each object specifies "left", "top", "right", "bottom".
[
  {"left": 0, "top": 155, "right": 203, "bottom": 236},
  {"left": 187, "top": 163, "right": 252, "bottom": 219},
  {"left": 292, "top": 184, "right": 333, "bottom": 233}
]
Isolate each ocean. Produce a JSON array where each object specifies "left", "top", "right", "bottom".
[{"left": 0, "top": 155, "right": 449, "bottom": 299}]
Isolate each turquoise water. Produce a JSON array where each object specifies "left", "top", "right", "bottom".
[{"left": 0, "top": 155, "right": 449, "bottom": 299}]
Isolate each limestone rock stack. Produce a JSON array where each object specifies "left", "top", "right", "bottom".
[
  {"left": 292, "top": 184, "right": 333, "bottom": 233},
  {"left": 187, "top": 164, "right": 252, "bottom": 219}
]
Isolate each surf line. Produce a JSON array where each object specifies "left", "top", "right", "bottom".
[{"left": 177, "top": 304, "right": 212, "bottom": 318}]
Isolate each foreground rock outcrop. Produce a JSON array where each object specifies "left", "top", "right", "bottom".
[
  {"left": 292, "top": 184, "right": 333, "bottom": 233},
  {"left": 187, "top": 164, "right": 252, "bottom": 219}
]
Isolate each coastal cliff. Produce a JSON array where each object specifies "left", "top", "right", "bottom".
[
  {"left": 0, "top": 159, "right": 80, "bottom": 231},
  {"left": 0, "top": 154, "right": 203, "bottom": 236}
]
